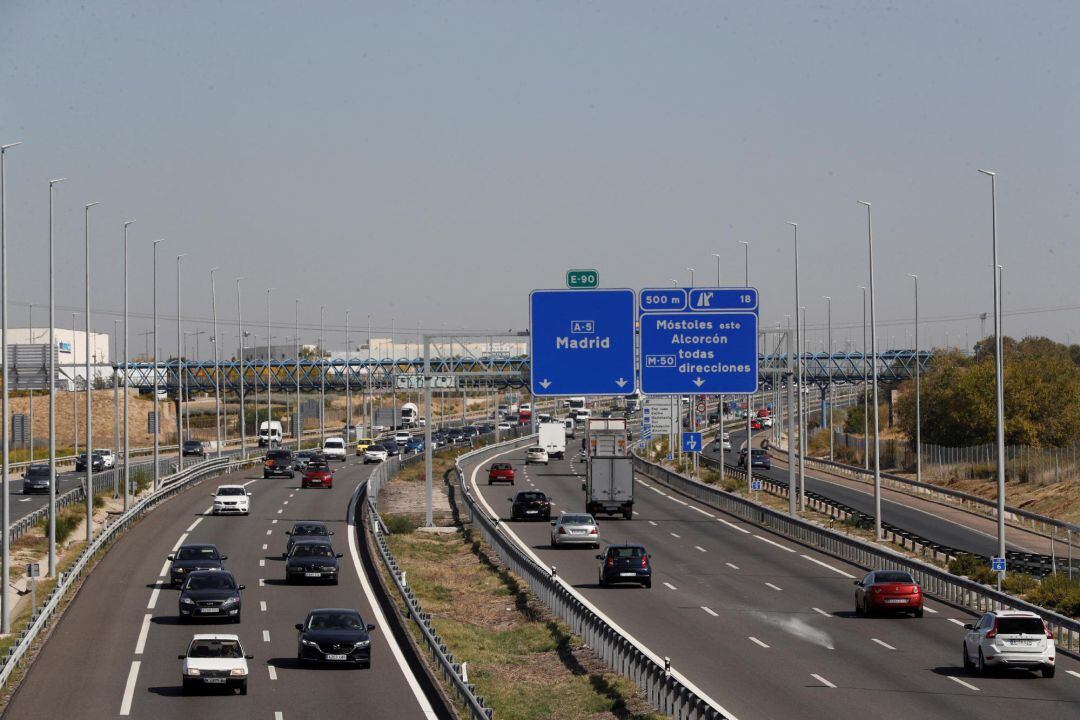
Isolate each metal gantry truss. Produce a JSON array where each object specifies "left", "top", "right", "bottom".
[{"left": 119, "top": 349, "right": 933, "bottom": 393}]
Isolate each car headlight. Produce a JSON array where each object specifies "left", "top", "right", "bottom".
[
  {"left": 301, "top": 638, "right": 320, "bottom": 647},
  {"left": 180, "top": 597, "right": 195, "bottom": 605},
  {"left": 229, "top": 667, "right": 247, "bottom": 677},
  {"left": 184, "top": 667, "right": 201, "bottom": 676},
  {"left": 354, "top": 640, "right": 370, "bottom": 648},
  {"left": 221, "top": 596, "right": 239, "bottom": 606}
]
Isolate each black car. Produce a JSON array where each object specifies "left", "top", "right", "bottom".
[
  {"left": 179, "top": 570, "right": 244, "bottom": 622},
  {"left": 285, "top": 521, "right": 334, "bottom": 557},
  {"left": 293, "top": 450, "right": 319, "bottom": 471},
  {"left": 74, "top": 452, "right": 104, "bottom": 472},
  {"left": 263, "top": 449, "right": 296, "bottom": 479},
  {"left": 285, "top": 540, "right": 343, "bottom": 584},
  {"left": 169, "top": 544, "right": 226, "bottom": 587},
  {"left": 738, "top": 448, "right": 772, "bottom": 470},
  {"left": 182, "top": 440, "right": 206, "bottom": 457},
  {"left": 510, "top": 491, "right": 551, "bottom": 521},
  {"left": 296, "top": 608, "right": 376, "bottom": 667},
  {"left": 597, "top": 544, "right": 652, "bottom": 588},
  {"left": 22, "top": 464, "right": 51, "bottom": 494}
]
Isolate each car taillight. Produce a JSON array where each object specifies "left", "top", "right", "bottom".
[
  {"left": 986, "top": 619, "right": 999, "bottom": 639},
  {"left": 641, "top": 556, "right": 649, "bottom": 568},
  {"left": 589, "top": 528, "right": 598, "bottom": 535},
  {"left": 557, "top": 527, "right": 567, "bottom": 535},
  {"left": 1044, "top": 621, "right": 1054, "bottom": 640},
  {"left": 605, "top": 556, "right": 614, "bottom": 567}
]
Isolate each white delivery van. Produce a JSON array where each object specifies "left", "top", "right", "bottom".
[
  {"left": 563, "top": 418, "right": 576, "bottom": 439},
  {"left": 539, "top": 421, "right": 566, "bottom": 459},
  {"left": 258, "top": 420, "right": 283, "bottom": 447}
]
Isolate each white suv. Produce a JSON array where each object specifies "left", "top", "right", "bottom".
[
  {"left": 95, "top": 449, "right": 117, "bottom": 469},
  {"left": 322, "top": 437, "right": 347, "bottom": 462},
  {"left": 962, "top": 610, "right": 1056, "bottom": 677},
  {"left": 212, "top": 485, "right": 250, "bottom": 515},
  {"left": 180, "top": 634, "right": 253, "bottom": 695},
  {"left": 394, "top": 431, "right": 412, "bottom": 446}
]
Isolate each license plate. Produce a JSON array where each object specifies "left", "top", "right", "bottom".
[
  {"left": 326, "top": 654, "right": 348, "bottom": 661},
  {"left": 570, "top": 530, "right": 585, "bottom": 535},
  {"left": 1010, "top": 639, "right": 1034, "bottom": 646},
  {"left": 885, "top": 599, "right": 908, "bottom": 604},
  {"left": 619, "top": 572, "right": 637, "bottom": 577},
  {"left": 200, "top": 607, "right": 220, "bottom": 613},
  {"left": 526, "top": 510, "right": 538, "bottom": 514},
  {"left": 203, "top": 677, "right": 226, "bottom": 684},
  {"left": 305, "top": 572, "right": 322, "bottom": 578}
]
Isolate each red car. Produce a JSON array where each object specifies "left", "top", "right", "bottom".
[
  {"left": 301, "top": 462, "right": 334, "bottom": 489},
  {"left": 751, "top": 419, "right": 763, "bottom": 430},
  {"left": 854, "top": 569, "right": 924, "bottom": 617},
  {"left": 487, "top": 463, "right": 515, "bottom": 485}
]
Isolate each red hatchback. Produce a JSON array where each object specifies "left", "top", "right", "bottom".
[
  {"left": 854, "top": 570, "right": 923, "bottom": 617},
  {"left": 487, "top": 463, "right": 515, "bottom": 485},
  {"left": 301, "top": 462, "right": 334, "bottom": 489}
]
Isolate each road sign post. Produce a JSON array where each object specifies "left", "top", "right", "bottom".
[{"left": 530, "top": 289, "right": 636, "bottom": 396}]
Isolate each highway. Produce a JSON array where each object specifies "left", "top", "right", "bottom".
[
  {"left": 3, "top": 455, "right": 433, "bottom": 720},
  {"left": 462, "top": 443, "right": 1080, "bottom": 720}
]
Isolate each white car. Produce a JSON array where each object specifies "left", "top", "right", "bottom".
[
  {"left": 180, "top": 634, "right": 252, "bottom": 695},
  {"left": 722, "top": 432, "right": 732, "bottom": 451},
  {"left": 550, "top": 513, "right": 600, "bottom": 548},
  {"left": 363, "top": 445, "right": 389, "bottom": 464},
  {"left": 525, "top": 447, "right": 549, "bottom": 465},
  {"left": 760, "top": 416, "right": 774, "bottom": 428},
  {"left": 394, "top": 431, "right": 412, "bottom": 446},
  {"left": 94, "top": 449, "right": 116, "bottom": 469},
  {"left": 963, "top": 610, "right": 1056, "bottom": 677},
  {"left": 497, "top": 422, "right": 513, "bottom": 431},
  {"left": 212, "top": 485, "right": 250, "bottom": 515},
  {"left": 322, "top": 437, "right": 347, "bottom": 462}
]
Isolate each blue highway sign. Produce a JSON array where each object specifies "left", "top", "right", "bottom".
[
  {"left": 639, "top": 310, "right": 759, "bottom": 394},
  {"left": 750, "top": 479, "right": 763, "bottom": 492},
  {"left": 529, "top": 288, "right": 636, "bottom": 396},
  {"left": 687, "top": 287, "right": 758, "bottom": 311},
  {"left": 682, "top": 432, "right": 702, "bottom": 453},
  {"left": 991, "top": 556, "right": 1007, "bottom": 572},
  {"left": 639, "top": 288, "right": 687, "bottom": 314}
]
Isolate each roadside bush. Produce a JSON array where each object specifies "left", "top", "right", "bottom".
[
  {"left": 1003, "top": 572, "right": 1038, "bottom": 595},
  {"left": 948, "top": 554, "right": 997, "bottom": 584},
  {"left": 38, "top": 506, "right": 83, "bottom": 544},
  {"left": 1028, "top": 574, "right": 1080, "bottom": 617},
  {"left": 385, "top": 514, "right": 419, "bottom": 535}
]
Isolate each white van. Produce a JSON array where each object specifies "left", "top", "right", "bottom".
[
  {"left": 563, "top": 418, "right": 576, "bottom": 439},
  {"left": 258, "top": 420, "right": 282, "bottom": 447}
]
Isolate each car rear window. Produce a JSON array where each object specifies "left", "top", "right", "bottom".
[
  {"left": 997, "top": 617, "right": 1045, "bottom": 635},
  {"left": 291, "top": 544, "right": 334, "bottom": 558},
  {"left": 562, "top": 515, "right": 593, "bottom": 525},
  {"left": 325, "top": 440, "right": 343, "bottom": 448},
  {"left": 493, "top": 463, "right": 511, "bottom": 470},
  {"left": 184, "top": 573, "right": 236, "bottom": 591},
  {"left": 610, "top": 547, "right": 646, "bottom": 558},
  {"left": 874, "top": 571, "right": 914, "bottom": 584},
  {"left": 516, "top": 492, "right": 546, "bottom": 501},
  {"left": 293, "top": 524, "right": 328, "bottom": 535}
]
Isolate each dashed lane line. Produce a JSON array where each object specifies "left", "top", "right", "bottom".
[
  {"left": 670, "top": 532, "right": 681, "bottom": 539},
  {"left": 812, "top": 607, "right": 831, "bottom": 617},
  {"left": 811, "top": 674, "right": 837, "bottom": 689},
  {"left": 701, "top": 606, "right": 719, "bottom": 617},
  {"left": 266, "top": 529, "right": 272, "bottom": 535},
  {"left": 765, "top": 583, "right": 783, "bottom": 592},
  {"left": 147, "top": 584, "right": 162, "bottom": 610},
  {"left": 260, "top": 601, "right": 267, "bottom": 612},
  {"left": 725, "top": 562, "right": 740, "bottom": 570},
  {"left": 263, "top": 630, "right": 271, "bottom": 642},
  {"left": 689, "top": 506, "right": 715, "bottom": 518},
  {"left": 648, "top": 521, "right": 658, "bottom": 526},
  {"left": 753, "top": 534, "right": 795, "bottom": 552},
  {"left": 694, "top": 545, "right": 707, "bottom": 553},
  {"left": 260, "top": 559, "right": 266, "bottom": 567},
  {"left": 157, "top": 560, "right": 170, "bottom": 578},
  {"left": 663, "top": 582, "right": 678, "bottom": 590},
  {"left": 748, "top": 637, "right": 770, "bottom": 649},
  {"left": 134, "top": 614, "right": 152, "bottom": 654},
  {"left": 1066, "top": 670, "right": 1080, "bottom": 679},
  {"left": 947, "top": 676, "right": 979, "bottom": 691},
  {"left": 119, "top": 661, "right": 140, "bottom": 716},
  {"left": 185, "top": 517, "right": 202, "bottom": 532},
  {"left": 948, "top": 619, "right": 967, "bottom": 627},
  {"left": 717, "top": 518, "right": 751, "bottom": 534},
  {"left": 872, "top": 638, "right": 896, "bottom": 650},
  {"left": 268, "top": 665, "right": 277, "bottom": 680}
]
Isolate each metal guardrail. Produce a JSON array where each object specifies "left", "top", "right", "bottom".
[
  {"left": 633, "top": 452, "right": 1080, "bottom": 656},
  {"left": 0, "top": 453, "right": 260, "bottom": 689},
  {"left": 454, "top": 436, "right": 731, "bottom": 720}
]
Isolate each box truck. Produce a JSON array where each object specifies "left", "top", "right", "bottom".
[
  {"left": 538, "top": 421, "right": 566, "bottom": 459},
  {"left": 584, "top": 418, "right": 633, "bottom": 519}
]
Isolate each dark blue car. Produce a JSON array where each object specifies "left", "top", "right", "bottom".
[
  {"left": 738, "top": 448, "right": 771, "bottom": 470},
  {"left": 404, "top": 437, "right": 425, "bottom": 454},
  {"left": 597, "top": 544, "right": 652, "bottom": 588}
]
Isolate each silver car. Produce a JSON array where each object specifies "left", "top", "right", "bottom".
[{"left": 550, "top": 513, "right": 600, "bottom": 549}]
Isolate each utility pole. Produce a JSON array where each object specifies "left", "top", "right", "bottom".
[
  {"left": 0, "top": 141, "right": 21, "bottom": 633},
  {"left": 122, "top": 220, "right": 134, "bottom": 509},
  {"left": 824, "top": 296, "right": 833, "bottom": 461},
  {"left": 236, "top": 278, "right": 246, "bottom": 459},
  {"left": 859, "top": 201, "right": 882, "bottom": 540},
  {"left": 319, "top": 305, "right": 325, "bottom": 443},
  {"left": 211, "top": 268, "right": 222, "bottom": 457},
  {"left": 176, "top": 254, "right": 186, "bottom": 471},
  {"left": 47, "top": 176, "right": 67, "bottom": 577},
  {"left": 295, "top": 299, "right": 301, "bottom": 450},
  {"left": 152, "top": 240, "right": 162, "bottom": 488},
  {"left": 345, "top": 310, "right": 352, "bottom": 443},
  {"left": 84, "top": 201, "right": 100, "bottom": 542},
  {"left": 909, "top": 274, "right": 921, "bottom": 484}
]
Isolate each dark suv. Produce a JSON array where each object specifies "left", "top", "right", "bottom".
[
  {"left": 264, "top": 449, "right": 296, "bottom": 479},
  {"left": 597, "top": 544, "right": 652, "bottom": 588},
  {"left": 510, "top": 491, "right": 551, "bottom": 521},
  {"left": 182, "top": 440, "right": 206, "bottom": 457},
  {"left": 74, "top": 452, "right": 104, "bottom": 472},
  {"left": 22, "top": 464, "right": 51, "bottom": 494}
]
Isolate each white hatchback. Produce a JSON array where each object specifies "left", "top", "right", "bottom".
[
  {"left": 525, "top": 447, "right": 549, "bottom": 465},
  {"left": 322, "top": 437, "right": 347, "bottom": 462},
  {"left": 212, "top": 485, "right": 250, "bottom": 515},
  {"left": 180, "top": 634, "right": 252, "bottom": 695},
  {"left": 963, "top": 610, "right": 1056, "bottom": 677}
]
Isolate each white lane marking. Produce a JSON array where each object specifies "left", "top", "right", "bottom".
[
  {"left": 948, "top": 619, "right": 967, "bottom": 626},
  {"left": 259, "top": 578, "right": 265, "bottom": 587},
  {"left": 923, "top": 606, "right": 939, "bottom": 614},
  {"left": 468, "top": 445, "right": 740, "bottom": 720},
  {"left": 670, "top": 497, "right": 688, "bottom": 506},
  {"left": 263, "top": 630, "right": 271, "bottom": 642},
  {"left": 632, "top": 510, "right": 640, "bottom": 516},
  {"left": 765, "top": 582, "right": 783, "bottom": 592},
  {"left": 694, "top": 545, "right": 707, "bottom": 553},
  {"left": 17, "top": 498, "right": 30, "bottom": 503},
  {"left": 748, "top": 636, "right": 770, "bottom": 648},
  {"left": 266, "top": 529, "right": 272, "bottom": 535},
  {"left": 690, "top": 506, "right": 715, "bottom": 518},
  {"left": 134, "top": 614, "right": 152, "bottom": 654},
  {"left": 717, "top": 517, "right": 751, "bottom": 534},
  {"left": 262, "top": 544, "right": 268, "bottom": 550},
  {"left": 272, "top": 519, "right": 278, "bottom": 524},
  {"left": 158, "top": 560, "right": 170, "bottom": 578},
  {"left": 186, "top": 517, "right": 202, "bottom": 532},
  {"left": 754, "top": 534, "right": 796, "bottom": 552},
  {"left": 276, "top": 509, "right": 282, "bottom": 514},
  {"left": 289, "top": 493, "right": 294, "bottom": 498},
  {"left": 648, "top": 521, "right": 658, "bottom": 526},
  {"left": 260, "top": 559, "right": 266, "bottom": 567},
  {"left": 119, "top": 661, "right": 141, "bottom": 715},
  {"left": 701, "top": 606, "right": 719, "bottom": 617},
  {"left": 725, "top": 562, "right": 740, "bottom": 570},
  {"left": 1066, "top": 670, "right": 1080, "bottom": 679},
  {"left": 812, "top": 607, "right": 831, "bottom": 617},
  {"left": 872, "top": 638, "right": 896, "bottom": 650},
  {"left": 268, "top": 665, "right": 277, "bottom": 680},
  {"left": 811, "top": 673, "right": 837, "bottom": 688},
  {"left": 948, "top": 676, "right": 979, "bottom": 691},
  {"left": 147, "top": 584, "right": 162, "bottom": 610},
  {"left": 275, "top": 713, "right": 284, "bottom": 720},
  {"left": 800, "top": 554, "right": 856, "bottom": 578},
  {"left": 260, "top": 601, "right": 267, "bottom": 612},
  {"left": 652, "top": 488, "right": 667, "bottom": 496},
  {"left": 670, "top": 532, "right": 681, "bottom": 539},
  {"left": 663, "top": 582, "right": 678, "bottom": 590},
  {"left": 638, "top": 481, "right": 652, "bottom": 488},
  {"left": 347, "top": 484, "right": 439, "bottom": 719},
  {"left": 283, "top": 500, "right": 289, "bottom": 505},
  {"left": 171, "top": 533, "right": 189, "bottom": 551}
]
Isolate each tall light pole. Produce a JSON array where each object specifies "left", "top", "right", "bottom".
[
  {"left": 711, "top": 253, "right": 721, "bottom": 286},
  {"left": 979, "top": 169, "right": 1007, "bottom": 577},
  {"left": 152, "top": 240, "right": 163, "bottom": 488},
  {"left": 711, "top": 252, "right": 724, "bottom": 486},
  {"left": 366, "top": 314, "right": 372, "bottom": 438},
  {"left": 740, "top": 241, "right": 752, "bottom": 482},
  {"left": 0, "top": 141, "right": 21, "bottom": 633},
  {"left": 84, "top": 201, "right": 100, "bottom": 542},
  {"left": 687, "top": 267, "right": 695, "bottom": 287},
  {"left": 345, "top": 310, "right": 352, "bottom": 442},
  {"left": 295, "top": 299, "right": 301, "bottom": 450},
  {"left": 72, "top": 311, "right": 78, "bottom": 454},
  {"left": 113, "top": 319, "right": 120, "bottom": 485},
  {"left": 319, "top": 305, "right": 325, "bottom": 443},
  {"left": 859, "top": 200, "right": 882, "bottom": 539},
  {"left": 909, "top": 274, "right": 921, "bottom": 484},
  {"left": 47, "top": 177, "right": 67, "bottom": 577},
  {"left": 858, "top": 285, "right": 869, "bottom": 469},
  {"left": 788, "top": 222, "right": 804, "bottom": 510},
  {"left": 210, "top": 268, "right": 222, "bottom": 457},
  {"left": 266, "top": 288, "right": 273, "bottom": 446},
  {"left": 824, "top": 296, "right": 833, "bottom": 462},
  {"left": 122, "top": 220, "right": 134, "bottom": 509},
  {"left": 175, "top": 254, "right": 187, "bottom": 471},
  {"left": 236, "top": 278, "right": 246, "bottom": 459},
  {"left": 28, "top": 303, "right": 34, "bottom": 461}
]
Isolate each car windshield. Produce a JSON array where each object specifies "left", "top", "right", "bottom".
[
  {"left": 292, "top": 524, "right": 328, "bottom": 536},
  {"left": 188, "top": 639, "right": 243, "bottom": 659},
  {"left": 307, "top": 462, "right": 330, "bottom": 471},
  {"left": 609, "top": 547, "right": 646, "bottom": 558},
  {"left": 291, "top": 544, "right": 334, "bottom": 558},
  {"left": 562, "top": 515, "right": 594, "bottom": 525},
  {"left": 184, "top": 442, "right": 200, "bottom": 448},
  {"left": 307, "top": 612, "right": 364, "bottom": 630},
  {"left": 997, "top": 617, "right": 1045, "bottom": 635},
  {"left": 268, "top": 451, "right": 292, "bottom": 460},
  {"left": 217, "top": 487, "right": 245, "bottom": 496},
  {"left": 516, "top": 492, "right": 546, "bottom": 501},
  {"left": 184, "top": 573, "right": 236, "bottom": 591},
  {"left": 325, "top": 440, "right": 343, "bottom": 448},
  {"left": 26, "top": 465, "right": 49, "bottom": 476},
  {"left": 492, "top": 463, "right": 511, "bottom": 470},
  {"left": 176, "top": 546, "right": 219, "bottom": 561},
  {"left": 874, "top": 571, "right": 914, "bottom": 584}
]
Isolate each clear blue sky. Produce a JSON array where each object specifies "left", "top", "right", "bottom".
[{"left": 3, "top": 1, "right": 1078, "bottom": 356}]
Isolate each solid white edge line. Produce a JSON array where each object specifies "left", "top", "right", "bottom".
[
  {"left": 871, "top": 638, "right": 896, "bottom": 650},
  {"left": 701, "top": 606, "right": 719, "bottom": 617},
  {"left": 948, "top": 618, "right": 967, "bottom": 626},
  {"left": 171, "top": 533, "right": 189, "bottom": 552},
  {"left": 347, "top": 486, "right": 438, "bottom": 720},
  {"left": 469, "top": 445, "right": 740, "bottom": 720},
  {"left": 717, "top": 517, "right": 751, "bottom": 534},
  {"left": 799, "top": 554, "right": 856, "bottom": 578},
  {"left": 753, "top": 534, "right": 796, "bottom": 552},
  {"left": 947, "top": 676, "right": 979, "bottom": 691},
  {"left": 1066, "top": 669, "right": 1080, "bottom": 679},
  {"left": 811, "top": 673, "right": 836, "bottom": 688},
  {"left": 670, "top": 497, "right": 688, "bottom": 506},
  {"left": 119, "top": 660, "right": 140, "bottom": 715},
  {"left": 748, "top": 636, "right": 769, "bottom": 648},
  {"left": 134, "top": 614, "right": 152, "bottom": 655},
  {"left": 690, "top": 506, "right": 715, "bottom": 518}
]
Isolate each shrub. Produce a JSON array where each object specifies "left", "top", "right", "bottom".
[
  {"left": 385, "top": 514, "right": 419, "bottom": 535},
  {"left": 948, "top": 554, "right": 996, "bottom": 584},
  {"left": 1028, "top": 573, "right": 1080, "bottom": 617},
  {"left": 1003, "top": 572, "right": 1038, "bottom": 595}
]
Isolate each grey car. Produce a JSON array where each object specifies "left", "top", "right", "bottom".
[
  {"left": 22, "top": 464, "right": 51, "bottom": 494},
  {"left": 550, "top": 513, "right": 600, "bottom": 548}
]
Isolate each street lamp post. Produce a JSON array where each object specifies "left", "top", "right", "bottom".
[
  {"left": 295, "top": 299, "right": 301, "bottom": 451},
  {"left": 788, "top": 222, "right": 804, "bottom": 510},
  {"left": 113, "top": 319, "right": 120, "bottom": 494},
  {"left": 176, "top": 254, "right": 187, "bottom": 471},
  {"left": 47, "top": 177, "right": 67, "bottom": 577},
  {"left": 266, "top": 289, "right": 273, "bottom": 447},
  {"left": 152, "top": 240, "right": 162, "bottom": 487},
  {"left": 236, "top": 278, "right": 246, "bottom": 459},
  {"left": 366, "top": 314, "right": 372, "bottom": 438},
  {"left": 345, "top": 310, "right": 351, "bottom": 444},
  {"left": 859, "top": 201, "right": 883, "bottom": 540},
  {"left": 28, "top": 303, "right": 34, "bottom": 462},
  {"left": 824, "top": 296, "right": 833, "bottom": 461},
  {"left": 319, "top": 305, "right": 325, "bottom": 443},
  {"left": 210, "top": 269, "right": 222, "bottom": 457},
  {"left": 909, "top": 274, "right": 921, "bottom": 484},
  {"left": 0, "top": 141, "right": 21, "bottom": 633},
  {"left": 122, "top": 220, "right": 134, "bottom": 509},
  {"left": 740, "top": 241, "right": 752, "bottom": 488},
  {"left": 858, "top": 286, "right": 869, "bottom": 469},
  {"left": 84, "top": 201, "right": 100, "bottom": 542}
]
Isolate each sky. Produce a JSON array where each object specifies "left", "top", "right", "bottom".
[{"left": 2, "top": 1, "right": 1079, "bottom": 359}]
